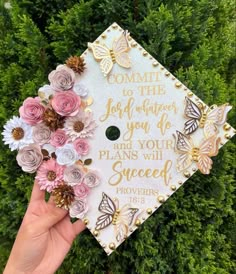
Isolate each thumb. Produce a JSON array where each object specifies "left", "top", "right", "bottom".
[{"left": 37, "top": 207, "right": 68, "bottom": 231}]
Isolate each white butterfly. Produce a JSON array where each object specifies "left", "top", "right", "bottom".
[
  {"left": 184, "top": 97, "right": 232, "bottom": 138},
  {"left": 95, "top": 193, "right": 138, "bottom": 242},
  {"left": 174, "top": 130, "right": 221, "bottom": 174},
  {"left": 88, "top": 31, "right": 131, "bottom": 76}
]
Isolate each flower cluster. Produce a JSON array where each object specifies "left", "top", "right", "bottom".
[{"left": 2, "top": 58, "right": 100, "bottom": 218}]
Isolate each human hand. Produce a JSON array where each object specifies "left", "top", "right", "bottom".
[{"left": 4, "top": 181, "right": 85, "bottom": 274}]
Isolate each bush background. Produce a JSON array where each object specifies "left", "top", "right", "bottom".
[{"left": 0, "top": 0, "right": 235, "bottom": 273}]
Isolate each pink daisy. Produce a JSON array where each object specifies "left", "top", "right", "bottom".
[{"left": 35, "top": 158, "right": 65, "bottom": 192}]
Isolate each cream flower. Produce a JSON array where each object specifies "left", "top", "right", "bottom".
[
  {"left": 33, "top": 124, "right": 51, "bottom": 145},
  {"left": 2, "top": 116, "right": 33, "bottom": 151},
  {"left": 49, "top": 65, "right": 75, "bottom": 92},
  {"left": 64, "top": 110, "right": 97, "bottom": 141},
  {"left": 69, "top": 198, "right": 88, "bottom": 219},
  {"left": 82, "top": 170, "right": 100, "bottom": 188},
  {"left": 16, "top": 144, "right": 43, "bottom": 173},
  {"left": 55, "top": 143, "right": 80, "bottom": 166},
  {"left": 64, "top": 165, "right": 84, "bottom": 186}
]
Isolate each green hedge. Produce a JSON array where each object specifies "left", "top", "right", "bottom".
[{"left": 0, "top": 0, "right": 235, "bottom": 273}]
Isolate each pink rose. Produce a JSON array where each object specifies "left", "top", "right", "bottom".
[
  {"left": 82, "top": 170, "right": 100, "bottom": 188},
  {"left": 73, "top": 139, "right": 90, "bottom": 155},
  {"left": 33, "top": 124, "right": 51, "bottom": 145},
  {"left": 73, "top": 182, "right": 89, "bottom": 199},
  {"left": 69, "top": 198, "right": 88, "bottom": 219},
  {"left": 19, "top": 97, "right": 45, "bottom": 125},
  {"left": 51, "top": 90, "right": 81, "bottom": 116},
  {"left": 16, "top": 144, "right": 43, "bottom": 173},
  {"left": 64, "top": 165, "right": 84, "bottom": 186},
  {"left": 48, "top": 65, "right": 75, "bottom": 92},
  {"left": 50, "top": 129, "right": 68, "bottom": 147}
]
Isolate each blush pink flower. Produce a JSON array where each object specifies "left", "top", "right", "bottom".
[
  {"left": 73, "top": 182, "right": 90, "bottom": 199},
  {"left": 19, "top": 97, "right": 45, "bottom": 125},
  {"left": 73, "top": 138, "right": 90, "bottom": 155},
  {"left": 51, "top": 90, "right": 81, "bottom": 117},
  {"left": 33, "top": 124, "right": 51, "bottom": 145},
  {"left": 16, "top": 144, "right": 43, "bottom": 173},
  {"left": 50, "top": 129, "right": 68, "bottom": 148},
  {"left": 35, "top": 158, "right": 65, "bottom": 192},
  {"left": 48, "top": 65, "right": 75, "bottom": 92},
  {"left": 64, "top": 109, "right": 97, "bottom": 141}
]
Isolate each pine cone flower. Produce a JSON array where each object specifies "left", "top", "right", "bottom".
[
  {"left": 52, "top": 183, "right": 75, "bottom": 209},
  {"left": 66, "top": 56, "right": 86, "bottom": 74},
  {"left": 43, "top": 108, "right": 65, "bottom": 131}
]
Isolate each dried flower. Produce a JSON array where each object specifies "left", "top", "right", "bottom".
[
  {"left": 66, "top": 56, "right": 86, "bottom": 74},
  {"left": 43, "top": 108, "right": 65, "bottom": 131},
  {"left": 52, "top": 183, "right": 75, "bottom": 209}
]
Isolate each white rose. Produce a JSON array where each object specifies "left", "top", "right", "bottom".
[
  {"left": 73, "top": 83, "right": 89, "bottom": 97},
  {"left": 38, "top": 84, "right": 55, "bottom": 100},
  {"left": 55, "top": 143, "right": 79, "bottom": 166}
]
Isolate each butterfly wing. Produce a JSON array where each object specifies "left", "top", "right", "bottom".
[
  {"left": 199, "top": 135, "right": 221, "bottom": 157},
  {"left": 114, "top": 223, "right": 128, "bottom": 242},
  {"left": 88, "top": 42, "right": 113, "bottom": 76},
  {"left": 115, "top": 52, "right": 131, "bottom": 68},
  {"left": 115, "top": 204, "right": 138, "bottom": 242},
  {"left": 184, "top": 97, "right": 202, "bottom": 135},
  {"left": 174, "top": 131, "right": 194, "bottom": 172},
  {"left": 95, "top": 192, "right": 116, "bottom": 230},
  {"left": 197, "top": 155, "right": 213, "bottom": 174},
  {"left": 88, "top": 42, "right": 110, "bottom": 60},
  {"left": 184, "top": 118, "right": 199, "bottom": 135},
  {"left": 204, "top": 105, "right": 232, "bottom": 137},
  {"left": 197, "top": 135, "right": 221, "bottom": 174},
  {"left": 95, "top": 214, "right": 113, "bottom": 230},
  {"left": 112, "top": 30, "right": 130, "bottom": 54},
  {"left": 100, "top": 57, "right": 113, "bottom": 76},
  {"left": 207, "top": 104, "right": 232, "bottom": 125},
  {"left": 113, "top": 31, "right": 131, "bottom": 68}
]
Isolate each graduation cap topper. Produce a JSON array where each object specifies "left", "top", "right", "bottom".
[{"left": 78, "top": 22, "right": 234, "bottom": 254}]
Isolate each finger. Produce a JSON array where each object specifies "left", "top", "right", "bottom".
[
  {"left": 30, "top": 181, "right": 45, "bottom": 202},
  {"left": 47, "top": 194, "right": 55, "bottom": 205},
  {"left": 37, "top": 206, "right": 68, "bottom": 231},
  {"left": 72, "top": 219, "right": 86, "bottom": 236}
]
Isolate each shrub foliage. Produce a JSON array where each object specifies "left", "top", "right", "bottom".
[{"left": 0, "top": 0, "right": 235, "bottom": 273}]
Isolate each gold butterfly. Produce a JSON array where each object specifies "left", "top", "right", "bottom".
[
  {"left": 174, "top": 130, "right": 221, "bottom": 174},
  {"left": 88, "top": 31, "right": 131, "bottom": 76},
  {"left": 184, "top": 97, "right": 232, "bottom": 137},
  {"left": 95, "top": 193, "right": 138, "bottom": 242}
]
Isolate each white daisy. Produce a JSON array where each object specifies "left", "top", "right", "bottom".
[
  {"left": 64, "top": 110, "right": 97, "bottom": 141},
  {"left": 2, "top": 116, "right": 33, "bottom": 151}
]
